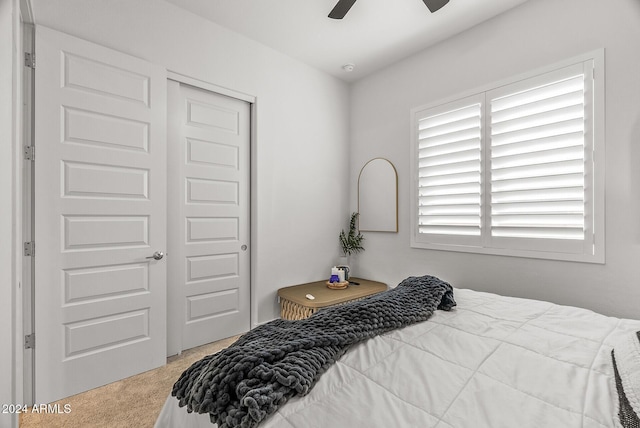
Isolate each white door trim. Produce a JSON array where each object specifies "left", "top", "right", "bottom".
[
  {"left": 167, "top": 71, "right": 256, "bottom": 104},
  {"left": 21, "top": 20, "right": 34, "bottom": 406},
  {"left": 166, "top": 71, "right": 258, "bottom": 333}
]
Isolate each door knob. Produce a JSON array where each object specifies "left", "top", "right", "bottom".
[{"left": 146, "top": 251, "right": 164, "bottom": 261}]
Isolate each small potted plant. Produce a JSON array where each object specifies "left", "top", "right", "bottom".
[{"left": 339, "top": 212, "right": 364, "bottom": 256}]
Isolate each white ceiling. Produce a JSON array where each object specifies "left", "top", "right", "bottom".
[{"left": 163, "top": 0, "right": 530, "bottom": 82}]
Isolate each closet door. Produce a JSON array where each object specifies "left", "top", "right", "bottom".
[
  {"left": 34, "top": 26, "right": 167, "bottom": 403},
  {"left": 167, "top": 81, "right": 251, "bottom": 355}
]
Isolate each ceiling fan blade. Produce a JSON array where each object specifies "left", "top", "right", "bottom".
[
  {"left": 328, "top": 0, "right": 357, "bottom": 19},
  {"left": 422, "top": 0, "right": 450, "bottom": 13}
]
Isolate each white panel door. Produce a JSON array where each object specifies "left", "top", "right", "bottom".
[
  {"left": 167, "top": 81, "right": 250, "bottom": 355},
  {"left": 34, "top": 26, "right": 167, "bottom": 403}
]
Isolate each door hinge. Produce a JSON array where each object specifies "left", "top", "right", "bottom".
[
  {"left": 24, "top": 241, "right": 35, "bottom": 257},
  {"left": 24, "top": 333, "right": 35, "bottom": 350},
  {"left": 24, "top": 52, "right": 35, "bottom": 69},
  {"left": 24, "top": 146, "right": 35, "bottom": 161}
]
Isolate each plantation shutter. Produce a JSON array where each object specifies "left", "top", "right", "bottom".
[
  {"left": 488, "top": 62, "right": 593, "bottom": 252},
  {"left": 415, "top": 95, "right": 483, "bottom": 246},
  {"left": 411, "top": 53, "right": 602, "bottom": 261}
]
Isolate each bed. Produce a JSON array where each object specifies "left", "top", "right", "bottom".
[{"left": 155, "top": 277, "right": 640, "bottom": 428}]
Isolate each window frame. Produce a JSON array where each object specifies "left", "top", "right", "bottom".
[{"left": 409, "top": 50, "right": 605, "bottom": 263}]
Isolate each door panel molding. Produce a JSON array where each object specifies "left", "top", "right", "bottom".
[
  {"left": 167, "top": 80, "right": 251, "bottom": 356},
  {"left": 34, "top": 26, "right": 167, "bottom": 403}
]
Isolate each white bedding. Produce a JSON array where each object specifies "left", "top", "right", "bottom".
[{"left": 155, "top": 288, "right": 640, "bottom": 428}]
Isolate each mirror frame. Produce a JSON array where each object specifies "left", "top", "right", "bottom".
[{"left": 357, "top": 158, "right": 398, "bottom": 233}]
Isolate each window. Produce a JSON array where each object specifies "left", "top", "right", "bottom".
[{"left": 410, "top": 52, "right": 604, "bottom": 263}]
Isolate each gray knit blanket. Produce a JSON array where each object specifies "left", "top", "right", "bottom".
[{"left": 172, "top": 275, "right": 456, "bottom": 428}]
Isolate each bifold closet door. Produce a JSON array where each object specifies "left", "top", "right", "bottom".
[
  {"left": 34, "top": 26, "right": 167, "bottom": 403},
  {"left": 167, "top": 81, "right": 251, "bottom": 356}
]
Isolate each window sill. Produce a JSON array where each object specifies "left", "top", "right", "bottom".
[{"left": 410, "top": 238, "right": 604, "bottom": 264}]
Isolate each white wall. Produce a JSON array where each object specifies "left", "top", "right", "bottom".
[
  {"left": 350, "top": 0, "right": 640, "bottom": 319},
  {"left": 1, "top": 0, "right": 18, "bottom": 425},
  {"left": 30, "top": 0, "right": 351, "bottom": 324}
]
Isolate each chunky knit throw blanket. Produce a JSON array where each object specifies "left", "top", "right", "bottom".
[{"left": 172, "top": 275, "right": 456, "bottom": 428}]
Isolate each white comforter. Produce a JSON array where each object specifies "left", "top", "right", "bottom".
[{"left": 155, "top": 288, "right": 640, "bottom": 428}]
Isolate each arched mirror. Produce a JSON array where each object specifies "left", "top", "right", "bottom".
[{"left": 358, "top": 158, "right": 398, "bottom": 232}]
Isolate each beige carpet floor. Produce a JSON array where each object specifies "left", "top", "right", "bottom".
[{"left": 20, "top": 334, "right": 241, "bottom": 428}]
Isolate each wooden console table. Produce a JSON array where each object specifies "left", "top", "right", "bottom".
[{"left": 277, "top": 278, "right": 387, "bottom": 320}]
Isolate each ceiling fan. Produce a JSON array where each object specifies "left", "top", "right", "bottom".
[{"left": 329, "top": 0, "right": 450, "bottom": 19}]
